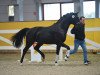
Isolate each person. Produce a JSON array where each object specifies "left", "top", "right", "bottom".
[{"left": 65, "top": 16, "right": 91, "bottom": 65}]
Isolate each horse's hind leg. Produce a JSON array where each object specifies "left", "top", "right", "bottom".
[
  {"left": 20, "top": 38, "right": 34, "bottom": 64},
  {"left": 34, "top": 43, "right": 45, "bottom": 62},
  {"left": 20, "top": 46, "right": 30, "bottom": 64}
]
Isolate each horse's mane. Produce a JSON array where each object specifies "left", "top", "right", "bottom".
[{"left": 55, "top": 12, "right": 74, "bottom": 24}]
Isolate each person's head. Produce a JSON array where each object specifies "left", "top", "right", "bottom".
[{"left": 79, "top": 16, "right": 85, "bottom": 24}]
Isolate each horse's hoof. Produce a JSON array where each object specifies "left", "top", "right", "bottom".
[
  {"left": 17, "top": 60, "right": 20, "bottom": 62},
  {"left": 65, "top": 59, "right": 67, "bottom": 61},
  {"left": 20, "top": 63, "right": 23, "bottom": 66},
  {"left": 55, "top": 63, "right": 58, "bottom": 66},
  {"left": 64, "top": 56, "right": 69, "bottom": 61},
  {"left": 55, "top": 61, "right": 58, "bottom": 66},
  {"left": 42, "top": 59, "right": 45, "bottom": 62},
  {"left": 42, "top": 61, "right": 45, "bottom": 64},
  {"left": 42, "top": 59, "right": 45, "bottom": 63},
  {"left": 64, "top": 57, "right": 67, "bottom": 61}
]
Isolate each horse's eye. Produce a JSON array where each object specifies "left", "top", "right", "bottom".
[{"left": 72, "top": 15, "right": 75, "bottom": 18}]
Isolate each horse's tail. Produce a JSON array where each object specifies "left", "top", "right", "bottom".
[{"left": 11, "top": 28, "right": 30, "bottom": 48}]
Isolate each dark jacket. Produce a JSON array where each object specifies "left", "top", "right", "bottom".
[{"left": 71, "top": 22, "right": 85, "bottom": 40}]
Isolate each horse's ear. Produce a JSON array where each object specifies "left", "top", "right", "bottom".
[{"left": 76, "top": 12, "right": 79, "bottom": 14}]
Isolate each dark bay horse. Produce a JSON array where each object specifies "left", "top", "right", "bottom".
[{"left": 11, "top": 13, "right": 79, "bottom": 65}]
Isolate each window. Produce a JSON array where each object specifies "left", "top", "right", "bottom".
[
  {"left": 43, "top": 3, "right": 74, "bottom": 20},
  {"left": 8, "top": 5, "right": 14, "bottom": 16},
  {"left": 83, "top": 1, "right": 95, "bottom": 18},
  {"left": 61, "top": 3, "right": 74, "bottom": 16},
  {"left": 8, "top": 5, "right": 14, "bottom": 21},
  {"left": 44, "top": 3, "right": 60, "bottom": 20}
]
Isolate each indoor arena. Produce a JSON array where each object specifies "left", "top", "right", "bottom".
[{"left": 0, "top": 0, "right": 100, "bottom": 75}]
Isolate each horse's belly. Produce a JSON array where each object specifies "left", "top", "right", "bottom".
[
  {"left": 36, "top": 36, "right": 65, "bottom": 44},
  {"left": 36, "top": 36, "right": 55, "bottom": 44}
]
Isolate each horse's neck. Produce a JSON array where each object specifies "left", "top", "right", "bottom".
[
  {"left": 50, "top": 17, "right": 70, "bottom": 33},
  {"left": 50, "top": 22, "right": 70, "bottom": 34},
  {"left": 60, "top": 21, "right": 70, "bottom": 34}
]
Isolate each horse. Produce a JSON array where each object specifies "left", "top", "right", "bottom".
[{"left": 11, "top": 12, "right": 79, "bottom": 65}]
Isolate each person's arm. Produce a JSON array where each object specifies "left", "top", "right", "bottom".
[{"left": 71, "top": 22, "right": 81, "bottom": 34}]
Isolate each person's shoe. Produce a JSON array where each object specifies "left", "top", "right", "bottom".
[
  {"left": 84, "top": 60, "right": 91, "bottom": 65},
  {"left": 84, "top": 62, "right": 88, "bottom": 65},
  {"left": 87, "top": 60, "right": 91, "bottom": 64}
]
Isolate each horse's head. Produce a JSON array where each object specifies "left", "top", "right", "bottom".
[{"left": 63, "top": 12, "right": 79, "bottom": 26}]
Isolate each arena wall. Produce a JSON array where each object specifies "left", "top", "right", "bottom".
[{"left": 0, "top": 19, "right": 100, "bottom": 51}]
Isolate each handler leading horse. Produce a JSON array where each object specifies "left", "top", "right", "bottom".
[{"left": 11, "top": 12, "right": 79, "bottom": 65}]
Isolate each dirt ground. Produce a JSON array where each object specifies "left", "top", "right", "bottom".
[{"left": 0, "top": 53, "right": 100, "bottom": 75}]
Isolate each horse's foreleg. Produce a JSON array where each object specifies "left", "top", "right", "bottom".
[
  {"left": 61, "top": 43, "right": 70, "bottom": 61},
  {"left": 61, "top": 43, "right": 70, "bottom": 50},
  {"left": 55, "top": 44, "right": 61, "bottom": 65}
]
